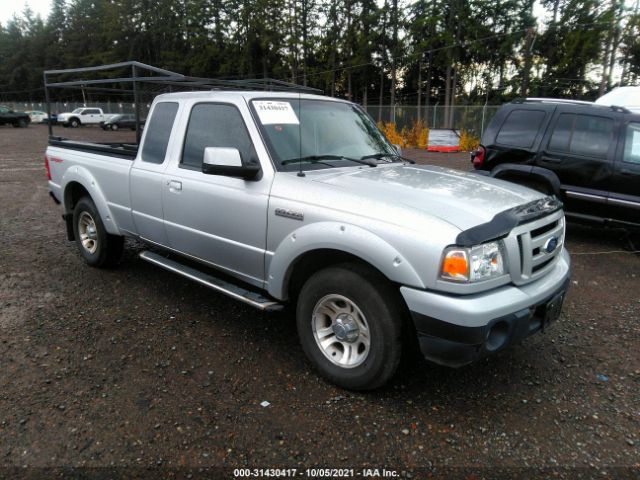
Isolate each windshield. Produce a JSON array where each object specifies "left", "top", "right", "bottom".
[
  {"left": 251, "top": 98, "right": 397, "bottom": 172},
  {"left": 71, "top": 108, "right": 84, "bottom": 114}
]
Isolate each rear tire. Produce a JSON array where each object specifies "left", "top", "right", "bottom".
[
  {"left": 296, "top": 263, "right": 404, "bottom": 390},
  {"left": 72, "top": 197, "right": 124, "bottom": 268}
]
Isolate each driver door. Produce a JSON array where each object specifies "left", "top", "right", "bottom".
[{"left": 161, "top": 101, "right": 272, "bottom": 287}]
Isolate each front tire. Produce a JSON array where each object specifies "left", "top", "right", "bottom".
[
  {"left": 69, "top": 118, "right": 80, "bottom": 128},
  {"left": 296, "top": 263, "right": 404, "bottom": 390},
  {"left": 111, "top": 123, "right": 118, "bottom": 131},
  {"left": 72, "top": 197, "right": 124, "bottom": 268}
]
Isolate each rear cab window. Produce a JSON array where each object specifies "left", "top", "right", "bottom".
[
  {"left": 496, "top": 109, "right": 546, "bottom": 148},
  {"left": 140, "top": 102, "right": 179, "bottom": 164}
]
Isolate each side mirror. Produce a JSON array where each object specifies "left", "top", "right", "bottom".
[
  {"left": 202, "top": 147, "right": 260, "bottom": 180},
  {"left": 393, "top": 144, "right": 402, "bottom": 155}
]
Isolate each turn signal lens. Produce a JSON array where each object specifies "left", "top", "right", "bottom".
[
  {"left": 441, "top": 249, "right": 469, "bottom": 281},
  {"left": 440, "top": 241, "right": 507, "bottom": 283}
]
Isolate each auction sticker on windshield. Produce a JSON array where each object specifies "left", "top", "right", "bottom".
[{"left": 254, "top": 101, "right": 299, "bottom": 125}]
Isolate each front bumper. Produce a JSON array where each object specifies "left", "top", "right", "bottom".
[{"left": 401, "top": 248, "right": 570, "bottom": 367}]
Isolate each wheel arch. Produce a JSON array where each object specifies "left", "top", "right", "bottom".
[
  {"left": 61, "top": 171, "right": 121, "bottom": 236},
  {"left": 266, "top": 222, "right": 425, "bottom": 301},
  {"left": 491, "top": 163, "right": 561, "bottom": 196}
]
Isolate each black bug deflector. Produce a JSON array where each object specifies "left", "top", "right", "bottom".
[{"left": 455, "top": 196, "right": 563, "bottom": 247}]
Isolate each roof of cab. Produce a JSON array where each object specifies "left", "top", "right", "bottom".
[{"left": 154, "top": 90, "right": 346, "bottom": 103}]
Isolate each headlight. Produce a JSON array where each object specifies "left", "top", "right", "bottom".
[{"left": 440, "top": 241, "right": 506, "bottom": 283}]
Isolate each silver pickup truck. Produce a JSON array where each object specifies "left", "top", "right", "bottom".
[{"left": 46, "top": 91, "right": 570, "bottom": 390}]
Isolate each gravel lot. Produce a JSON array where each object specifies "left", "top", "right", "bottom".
[{"left": 1, "top": 124, "right": 638, "bottom": 478}]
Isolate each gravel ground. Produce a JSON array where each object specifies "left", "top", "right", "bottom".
[{"left": 0, "top": 124, "right": 638, "bottom": 478}]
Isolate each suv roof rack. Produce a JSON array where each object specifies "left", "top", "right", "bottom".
[
  {"left": 512, "top": 97, "right": 631, "bottom": 114},
  {"left": 513, "top": 97, "right": 594, "bottom": 106},
  {"left": 43, "top": 61, "right": 323, "bottom": 141}
]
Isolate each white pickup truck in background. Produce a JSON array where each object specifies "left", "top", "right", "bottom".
[{"left": 57, "top": 107, "right": 115, "bottom": 128}]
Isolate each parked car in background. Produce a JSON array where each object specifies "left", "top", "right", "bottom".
[
  {"left": 25, "top": 110, "right": 49, "bottom": 123},
  {"left": 472, "top": 98, "right": 640, "bottom": 231},
  {"left": 57, "top": 107, "right": 115, "bottom": 128},
  {"left": 43, "top": 113, "right": 59, "bottom": 126},
  {"left": 0, "top": 105, "right": 30, "bottom": 127},
  {"left": 101, "top": 114, "right": 144, "bottom": 131}
]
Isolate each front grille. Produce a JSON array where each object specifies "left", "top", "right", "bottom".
[{"left": 503, "top": 210, "right": 565, "bottom": 285}]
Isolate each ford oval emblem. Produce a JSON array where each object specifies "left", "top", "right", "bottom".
[{"left": 544, "top": 236, "right": 559, "bottom": 254}]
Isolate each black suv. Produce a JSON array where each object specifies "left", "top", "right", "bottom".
[
  {"left": 472, "top": 98, "right": 640, "bottom": 230},
  {"left": 0, "top": 105, "right": 30, "bottom": 128}
]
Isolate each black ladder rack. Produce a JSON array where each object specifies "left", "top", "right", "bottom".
[{"left": 44, "top": 60, "right": 323, "bottom": 143}]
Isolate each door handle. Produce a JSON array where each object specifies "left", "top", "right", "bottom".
[
  {"left": 167, "top": 180, "right": 182, "bottom": 191},
  {"left": 540, "top": 155, "right": 562, "bottom": 163}
]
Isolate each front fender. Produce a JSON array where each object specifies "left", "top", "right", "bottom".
[
  {"left": 267, "top": 222, "right": 425, "bottom": 300},
  {"left": 61, "top": 166, "right": 121, "bottom": 235}
]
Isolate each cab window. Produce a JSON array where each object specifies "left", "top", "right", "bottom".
[{"left": 181, "top": 103, "right": 257, "bottom": 169}]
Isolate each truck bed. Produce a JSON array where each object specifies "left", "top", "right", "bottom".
[{"left": 48, "top": 137, "right": 138, "bottom": 160}]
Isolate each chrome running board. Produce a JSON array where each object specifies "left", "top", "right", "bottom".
[{"left": 139, "top": 251, "right": 283, "bottom": 312}]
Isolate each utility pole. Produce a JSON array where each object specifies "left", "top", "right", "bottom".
[
  {"left": 417, "top": 59, "right": 422, "bottom": 125},
  {"left": 521, "top": 27, "right": 536, "bottom": 97},
  {"left": 389, "top": 0, "right": 398, "bottom": 110},
  {"left": 378, "top": 0, "right": 388, "bottom": 122}
]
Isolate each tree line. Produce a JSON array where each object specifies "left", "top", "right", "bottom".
[{"left": 0, "top": 0, "right": 639, "bottom": 113}]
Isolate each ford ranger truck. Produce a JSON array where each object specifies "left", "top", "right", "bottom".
[{"left": 45, "top": 92, "right": 571, "bottom": 390}]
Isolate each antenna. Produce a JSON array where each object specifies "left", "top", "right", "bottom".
[{"left": 297, "top": 91, "right": 305, "bottom": 177}]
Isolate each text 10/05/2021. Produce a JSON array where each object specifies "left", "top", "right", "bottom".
[{"left": 233, "top": 468, "right": 400, "bottom": 478}]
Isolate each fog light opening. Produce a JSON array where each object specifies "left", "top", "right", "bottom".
[{"left": 486, "top": 321, "right": 509, "bottom": 351}]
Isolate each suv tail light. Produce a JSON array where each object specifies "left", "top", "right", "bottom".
[
  {"left": 471, "top": 145, "right": 486, "bottom": 169},
  {"left": 45, "top": 154, "right": 52, "bottom": 180}
]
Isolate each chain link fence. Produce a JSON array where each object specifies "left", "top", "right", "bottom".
[
  {"left": 3, "top": 100, "right": 152, "bottom": 118},
  {"left": 365, "top": 105, "right": 501, "bottom": 136},
  {"left": 5, "top": 100, "right": 501, "bottom": 136}
]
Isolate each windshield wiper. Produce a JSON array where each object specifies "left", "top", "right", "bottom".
[
  {"left": 281, "top": 154, "right": 377, "bottom": 167},
  {"left": 360, "top": 152, "right": 416, "bottom": 164}
]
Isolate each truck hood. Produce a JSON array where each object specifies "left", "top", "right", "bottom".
[{"left": 311, "top": 164, "right": 544, "bottom": 231}]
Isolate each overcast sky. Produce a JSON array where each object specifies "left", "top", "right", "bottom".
[
  {"left": 0, "top": 0, "right": 51, "bottom": 25},
  {"left": 0, "top": 0, "right": 624, "bottom": 30}
]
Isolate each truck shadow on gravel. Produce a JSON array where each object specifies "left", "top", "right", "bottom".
[
  {"left": 114, "top": 253, "right": 561, "bottom": 404},
  {"left": 111, "top": 221, "right": 636, "bottom": 406}
]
